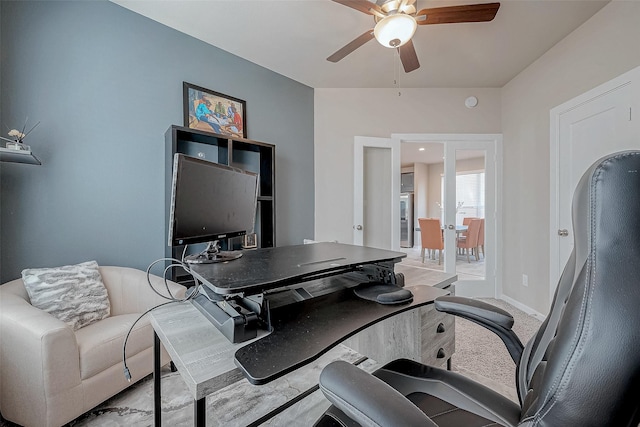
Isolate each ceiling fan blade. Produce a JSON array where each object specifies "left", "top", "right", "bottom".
[
  {"left": 398, "top": 40, "right": 420, "bottom": 73},
  {"left": 327, "top": 30, "right": 375, "bottom": 62},
  {"left": 416, "top": 2, "right": 500, "bottom": 25},
  {"left": 331, "top": 0, "right": 384, "bottom": 16}
]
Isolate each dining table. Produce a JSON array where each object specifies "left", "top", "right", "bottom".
[{"left": 441, "top": 224, "right": 468, "bottom": 236}]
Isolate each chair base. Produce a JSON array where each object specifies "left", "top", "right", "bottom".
[{"left": 315, "top": 359, "right": 520, "bottom": 427}]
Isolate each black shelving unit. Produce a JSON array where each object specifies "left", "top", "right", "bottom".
[{"left": 165, "top": 125, "right": 276, "bottom": 285}]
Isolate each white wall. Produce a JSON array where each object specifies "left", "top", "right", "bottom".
[
  {"left": 314, "top": 88, "right": 501, "bottom": 244},
  {"left": 501, "top": 1, "right": 640, "bottom": 314}
]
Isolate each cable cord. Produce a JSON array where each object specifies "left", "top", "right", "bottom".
[
  {"left": 122, "top": 299, "right": 175, "bottom": 382},
  {"left": 122, "top": 257, "right": 199, "bottom": 381},
  {"left": 145, "top": 257, "right": 191, "bottom": 301}
]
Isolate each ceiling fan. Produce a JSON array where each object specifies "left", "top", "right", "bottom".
[{"left": 327, "top": 0, "right": 500, "bottom": 73}]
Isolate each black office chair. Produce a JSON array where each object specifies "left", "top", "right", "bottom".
[{"left": 315, "top": 151, "right": 640, "bottom": 427}]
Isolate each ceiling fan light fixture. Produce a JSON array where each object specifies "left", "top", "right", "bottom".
[{"left": 373, "top": 14, "right": 417, "bottom": 48}]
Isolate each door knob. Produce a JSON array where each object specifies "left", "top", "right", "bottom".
[
  {"left": 354, "top": 225, "right": 363, "bottom": 230},
  {"left": 558, "top": 229, "right": 569, "bottom": 237},
  {"left": 447, "top": 225, "right": 455, "bottom": 230}
]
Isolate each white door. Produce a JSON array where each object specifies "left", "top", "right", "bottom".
[
  {"left": 443, "top": 140, "right": 499, "bottom": 297},
  {"left": 393, "top": 134, "right": 502, "bottom": 298},
  {"left": 550, "top": 67, "right": 639, "bottom": 298},
  {"left": 353, "top": 136, "right": 400, "bottom": 249}
]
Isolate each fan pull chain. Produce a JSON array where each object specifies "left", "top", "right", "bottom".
[{"left": 394, "top": 49, "right": 402, "bottom": 96}]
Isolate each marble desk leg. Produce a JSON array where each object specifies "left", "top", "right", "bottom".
[{"left": 154, "top": 332, "right": 161, "bottom": 427}]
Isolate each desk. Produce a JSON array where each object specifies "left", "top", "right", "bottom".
[
  {"left": 150, "top": 243, "right": 454, "bottom": 426},
  {"left": 150, "top": 286, "right": 449, "bottom": 426}
]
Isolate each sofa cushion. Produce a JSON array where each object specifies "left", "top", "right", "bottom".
[
  {"left": 21, "top": 261, "right": 111, "bottom": 331},
  {"left": 75, "top": 313, "right": 153, "bottom": 380}
]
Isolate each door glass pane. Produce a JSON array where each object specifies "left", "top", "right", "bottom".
[
  {"left": 397, "top": 142, "right": 445, "bottom": 269},
  {"left": 397, "top": 138, "right": 496, "bottom": 297},
  {"left": 454, "top": 149, "right": 486, "bottom": 280}
]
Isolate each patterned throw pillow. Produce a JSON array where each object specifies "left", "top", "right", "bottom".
[{"left": 21, "top": 260, "right": 111, "bottom": 331}]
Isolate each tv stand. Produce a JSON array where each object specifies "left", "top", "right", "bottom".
[
  {"left": 184, "top": 240, "right": 243, "bottom": 264},
  {"left": 165, "top": 125, "right": 276, "bottom": 285}
]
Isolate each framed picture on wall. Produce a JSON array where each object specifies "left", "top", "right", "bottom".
[{"left": 183, "top": 82, "right": 246, "bottom": 138}]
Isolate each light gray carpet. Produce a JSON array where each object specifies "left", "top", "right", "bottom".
[{"left": 450, "top": 298, "right": 541, "bottom": 402}]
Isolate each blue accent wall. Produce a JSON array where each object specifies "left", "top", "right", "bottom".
[{"left": 0, "top": 1, "right": 314, "bottom": 281}]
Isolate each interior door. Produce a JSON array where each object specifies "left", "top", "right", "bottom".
[
  {"left": 442, "top": 140, "right": 498, "bottom": 297},
  {"left": 393, "top": 133, "right": 501, "bottom": 298},
  {"left": 550, "top": 67, "right": 639, "bottom": 298},
  {"left": 353, "top": 136, "right": 400, "bottom": 249}
]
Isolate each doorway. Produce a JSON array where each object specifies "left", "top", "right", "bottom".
[
  {"left": 393, "top": 134, "right": 502, "bottom": 297},
  {"left": 353, "top": 136, "right": 399, "bottom": 249}
]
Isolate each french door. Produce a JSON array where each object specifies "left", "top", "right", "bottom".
[{"left": 393, "top": 134, "right": 501, "bottom": 298}]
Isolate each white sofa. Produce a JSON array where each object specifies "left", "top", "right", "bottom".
[{"left": 0, "top": 266, "right": 187, "bottom": 427}]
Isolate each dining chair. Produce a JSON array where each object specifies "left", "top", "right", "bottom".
[
  {"left": 457, "top": 218, "right": 481, "bottom": 262},
  {"left": 418, "top": 218, "right": 444, "bottom": 265},
  {"left": 457, "top": 217, "right": 477, "bottom": 254},
  {"left": 461, "top": 216, "right": 478, "bottom": 228}
]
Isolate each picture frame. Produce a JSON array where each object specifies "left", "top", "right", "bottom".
[
  {"left": 242, "top": 233, "right": 258, "bottom": 249},
  {"left": 183, "top": 82, "right": 247, "bottom": 138}
]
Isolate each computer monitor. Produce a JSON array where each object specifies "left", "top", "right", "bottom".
[{"left": 168, "top": 153, "right": 259, "bottom": 263}]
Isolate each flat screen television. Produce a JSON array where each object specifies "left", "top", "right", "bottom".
[{"left": 168, "top": 153, "right": 259, "bottom": 263}]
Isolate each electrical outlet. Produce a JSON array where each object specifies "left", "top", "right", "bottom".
[{"left": 522, "top": 274, "right": 529, "bottom": 287}]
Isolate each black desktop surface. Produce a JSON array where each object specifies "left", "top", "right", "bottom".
[
  {"left": 234, "top": 284, "right": 449, "bottom": 385},
  {"left": 188, "top": 242, "right": 406, "bottom": 295}
]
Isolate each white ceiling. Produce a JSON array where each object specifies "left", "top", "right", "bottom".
[
  {"left": 400, "top": 143, "right": 485, "bottom": 167},
  {"left": 402, "top": 142, "right": 445, "bottom": 165},
  {"left": 112, "top": 0, "right": 608, "bottom": 89}
]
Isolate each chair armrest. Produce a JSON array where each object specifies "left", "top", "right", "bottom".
[
  {"left": 319, "top": 361, "right": 438, "bottom": 427},
  {"left": 435, "top": 296, "right": 524, "bottom": 364}
]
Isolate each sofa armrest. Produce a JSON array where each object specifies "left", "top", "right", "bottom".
[
  {"left": 100, "top": 266, "right": 187, "bottom": 315},
  {"left": 0, "top": 283, "right": 82, "bottom": 422}
]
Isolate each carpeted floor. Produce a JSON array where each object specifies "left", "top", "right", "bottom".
[{"left": 450, "top": 297, "right": 541, "bottom": 402}]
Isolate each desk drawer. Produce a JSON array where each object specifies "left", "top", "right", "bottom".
[{"left": 420, "top": 304, "right": 455, "bottom": 368}]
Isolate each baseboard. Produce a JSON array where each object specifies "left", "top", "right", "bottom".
[{"left": 498, "top": 294, "right": 546, "bottom": 321}]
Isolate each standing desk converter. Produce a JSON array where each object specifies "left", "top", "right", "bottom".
[{"left": 150, "top": 242, "right": 451, "bottom": 426}]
